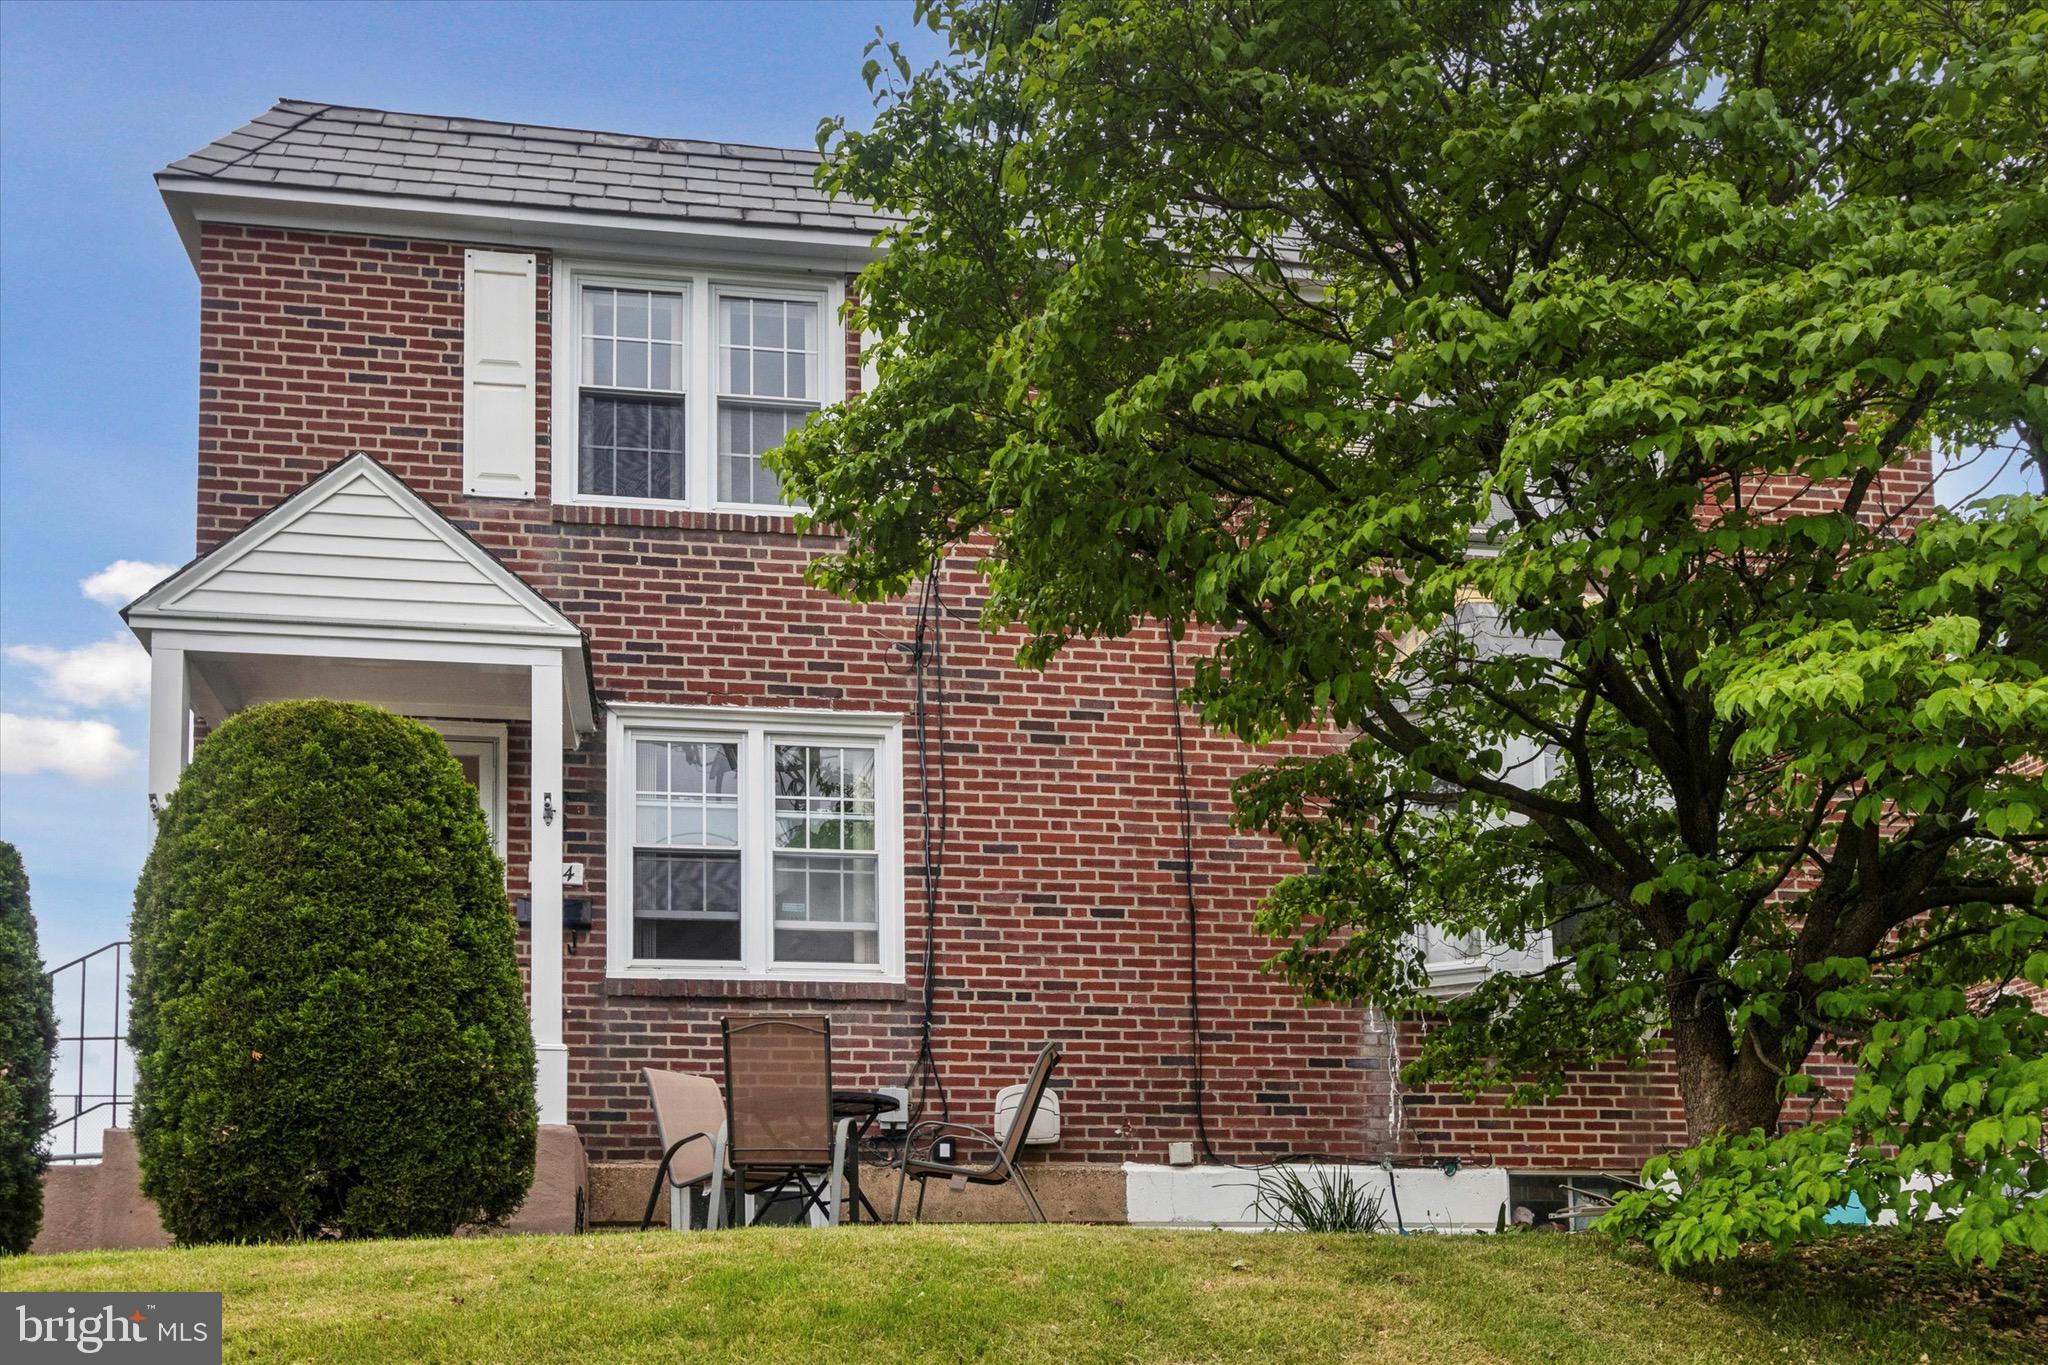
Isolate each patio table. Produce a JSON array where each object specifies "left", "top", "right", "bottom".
[{"left": 830, "top": 1090, "right": 896, "bottom": 1223}]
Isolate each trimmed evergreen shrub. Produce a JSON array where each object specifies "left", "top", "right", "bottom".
[
  {"left": 130, "top": 699, "right": 535, "bottom": 1242},
  {"left": 0, "top": 841, "right": 58, "bottom": 1254}
]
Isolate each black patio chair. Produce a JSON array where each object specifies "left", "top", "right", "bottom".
[{"left": 892, "top": 1041, "right": 1062, "bottom": 1223}]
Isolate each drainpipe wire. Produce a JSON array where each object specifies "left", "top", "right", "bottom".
[
  {"left": 904, "top": 569, "right": 951, "bottom": 1125},
  {"left": 1167, "top": 630, "right": 1391, "bottom": 1179},
  {"left": 1165, "top": 630, "right": 1228, "bottom": 1167}
]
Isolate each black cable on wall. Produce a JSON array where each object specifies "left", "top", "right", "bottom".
[{"left": 903, "top": 569, "right": 952, "bottom": 1125}]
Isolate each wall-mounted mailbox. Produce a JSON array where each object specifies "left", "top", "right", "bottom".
[{"left": 513, "top": 896, "right": 592, "bottom": 931}]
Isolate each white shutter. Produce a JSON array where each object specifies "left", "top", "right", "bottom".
[{"left": 462, "top": 249, "right": 537, "bottom": 498}]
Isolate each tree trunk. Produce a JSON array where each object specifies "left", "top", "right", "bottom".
[{"left": 1670, "top": 1007, "right": 1787, "bottom": 1144}]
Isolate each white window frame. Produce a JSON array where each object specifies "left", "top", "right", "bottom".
[
  {"left": 1410, "top": 595, "right": 1559, "bottom": 997},
  {"left": 424, "top": 719, "right": 509, "bottom": 858},
  {"left": 605, "top": 703, "right": 904, "bottom": 983},
  {"left": 554, "top": 260, "right": 843, "bottom": 516},
  {"left": 1418, "top": 927, "right": 1555, "bottom": 999}
]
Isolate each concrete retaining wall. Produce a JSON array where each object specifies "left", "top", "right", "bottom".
[
  {"left": 1123, "top": 1162, "right": 1510, "bottom": 1231},
  {"left": 586, "top": 1158, "right": 1128, "bottom": 1227},
  {"left": 29, "top": 1126, "right": 587, "bottom": 1253}
]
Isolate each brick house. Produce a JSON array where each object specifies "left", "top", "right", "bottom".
[{"left": 125, "top": 100, "right": 1929, "bottom": 1227}]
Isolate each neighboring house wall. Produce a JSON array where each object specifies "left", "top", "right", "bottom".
[{"left": 190, "top": 220, "right": 1396, "bottom": 1165}]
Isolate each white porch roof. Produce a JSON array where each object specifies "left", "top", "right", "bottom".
[{"left": 125, "top": 451, "right": 595, "bottom": 741}]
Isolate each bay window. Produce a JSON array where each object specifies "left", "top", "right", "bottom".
[
  {"left": 608, "top": 706, "right": 902, "bottom": 981},
  {"left": 556, "top": 263, "right": 839, "bottom": 512}
]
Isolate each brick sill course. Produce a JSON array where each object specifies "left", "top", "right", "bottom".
[
  {"left": 553, "top": 502, "right": 841, "bottom": 541},
  {"left": 602, "top": 976, "right": 909, "bottom": 1003}
]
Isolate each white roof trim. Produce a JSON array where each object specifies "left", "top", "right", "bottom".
[
  {"left": 127, "top": 453, "right": 595, "bottom": 738},
  {"left": 157, "top": 176, "right": 883, "bottom": 274},
  {"left": 128, "top": 452, "right": 580, "bottom": 640}
]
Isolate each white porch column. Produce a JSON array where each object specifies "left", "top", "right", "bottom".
[
  {"left": 528, "top": 658, "right": 569, "bottom": 1126},
  {"left": 147, "top": 645, "right": 189, "bottom": 811}
]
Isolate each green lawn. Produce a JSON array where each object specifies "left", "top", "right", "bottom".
[{"left": 5, "top": 1225, "right": 2041, "bottom": 1363}]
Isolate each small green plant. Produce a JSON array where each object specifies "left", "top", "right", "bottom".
[{"left": 1251, "top": 1163, "right": 1388, "bottom": 1233}]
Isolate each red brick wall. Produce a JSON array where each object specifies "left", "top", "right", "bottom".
[
  {"left": 1388, "top": 1025, "right": 1863, "bottom": 1171},
  {"left": 191, "top": 222, "right": 1391, "bottom": 1165},
  {"left": 187, "top": 221, "right": 1940, "bottom": 1174}
]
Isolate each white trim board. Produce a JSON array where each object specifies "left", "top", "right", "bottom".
[{"left": 158, "top": 176, "right": 883, "bottom": 274}]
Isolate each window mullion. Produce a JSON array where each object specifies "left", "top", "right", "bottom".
[
  {"left": 742, "top": 726, "right": 768, "bottom": 975},
  {"left": 690, "top": 275, "right": 714, "bottom": 509}
]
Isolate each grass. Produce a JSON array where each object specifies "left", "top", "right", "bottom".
[{"left": 4, "top": 1224, "right": 2042, "bottom": 1363}]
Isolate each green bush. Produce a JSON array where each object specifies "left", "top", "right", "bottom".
[
  {"left": 130, "top": 700, "right": 535, "bottom": 1242},
  {"left": 0, "top": 841, "right": 57, "bottom": 1254}
]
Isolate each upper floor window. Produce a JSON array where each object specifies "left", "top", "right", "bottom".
[{"left": 555, "top": 264, "right": 839, "bottom": 513}]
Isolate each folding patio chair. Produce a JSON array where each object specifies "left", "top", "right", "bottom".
[
  {"left": 893, "top": 1041, "right": 1063, "bottom": 1223},
  {"left": 638, "top": 1068, "right": 728, "bottom": 1231},
  {"left": 723, "top": 1013, "right": 853, "bottom": 1227}
]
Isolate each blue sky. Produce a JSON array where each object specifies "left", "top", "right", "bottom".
[{"left": 0, "top": 0, "right": 945, "bottom": 968}]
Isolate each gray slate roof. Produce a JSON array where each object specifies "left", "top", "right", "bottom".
[{"left": 160, "top": 99, "right": 894, "bottom": 236}]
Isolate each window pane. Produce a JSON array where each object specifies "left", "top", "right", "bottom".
[
  {"left": 583, "top": 286, "right": 685, "bottom": 394},
  {"left": 636, "top": 739, "right": 666, "bottom": 791},
  {"left": 618, "top": 291, "right": 648, "bottom": 338},
  {"left": 617, "top": 340, "right": 648, "bottom": 390},
  {"left": 671, "top": 741, "right": 707, "bottom": 794},
  {"left": 636, "top": 800, "right": 667, "bottom": 846},
  {"left": 705, "top": 743, "right": 738, "bottom": 794},
  {"left": 581, "top": 393, "right": 685, "bottom": 501},
  {"left": 719, "top": 296, "right": 819, "bottom": 401},
  {"left": 633, "top": 849, "right": 742, "bottom": 962},
  {"left": 717, "top": 402, "right": 808, "bottom": 507},
  {"left": 772, "top": 853, "right": 878, "bottom": 964}
]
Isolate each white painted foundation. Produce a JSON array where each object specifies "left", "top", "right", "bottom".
[{"left": 1123, "top": 1162, "right": 1511, "bottom": 1232}]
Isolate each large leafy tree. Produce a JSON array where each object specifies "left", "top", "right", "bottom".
[{"left": 781, "top": 0, "right": 2048, "bottom": 1262}]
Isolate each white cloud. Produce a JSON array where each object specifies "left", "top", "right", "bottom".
[
  {"left": 4, "top": 636, "right": 152, "bottom": 707},
  {"left": 80, "top": 559, "right": 177, "bottom": 607},
  {"left": 0, "top": 713, "right": 138, "bottom": 784}
]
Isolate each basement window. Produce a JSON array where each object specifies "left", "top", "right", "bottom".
[{"left": 607, "top": 705, "right": 903, "bottom": 983}]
